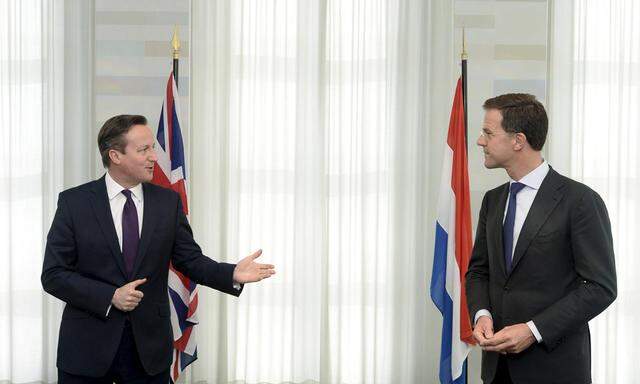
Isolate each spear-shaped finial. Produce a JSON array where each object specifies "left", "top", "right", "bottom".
[{"left": 172, "top": 25, "right": 180, "bottom": 60}]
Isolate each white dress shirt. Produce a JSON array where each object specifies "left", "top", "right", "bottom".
[
  {"left": 105, "top": 171, "right": 144, "bottom": 249},
  {"left": 474, "top": 160, "right": 549, "bottom": 343}
]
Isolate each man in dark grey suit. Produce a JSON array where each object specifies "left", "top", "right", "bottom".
[{"left": 465, "top": 94, "right": 616, "bottom": 383}]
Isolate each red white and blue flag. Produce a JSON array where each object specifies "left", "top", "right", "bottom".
[
  {"left": 430, "top": 78, "right": 475, "bottom": 384},
  {"left": 151, "top": 71, "right": 198, "bottom": 383}
]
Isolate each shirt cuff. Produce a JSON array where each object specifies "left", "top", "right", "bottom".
[
  {"left": 526, "top": 320, "right": 543, "bottom": 343},
  {"left": 233, "top": 282, "right": 241, "bottom": 290},
  {"left": 474, "top": 309, "right": 492, "bottom": 325},
  {"left": 106, "top": 304, "right": 112, "bottom": 317}
]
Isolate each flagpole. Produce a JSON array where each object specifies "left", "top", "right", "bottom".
[
  {"left": 462, "top": 28, "right": 470, "bottom": 384},
  {"left": 172, "top": 25, "right": 180, "bottom": 88},
  {"left": 461, "top": 27, "right": 468, "bottom": 154}
]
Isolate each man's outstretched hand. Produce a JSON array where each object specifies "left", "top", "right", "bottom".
[{"left": 233, "top": 249, "right": 275, "bottom": 284}]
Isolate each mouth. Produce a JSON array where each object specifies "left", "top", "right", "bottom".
[{"left": 145, "top": 166, "right": 154, "bottom": 172}]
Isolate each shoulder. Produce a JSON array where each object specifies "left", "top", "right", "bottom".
[
  {"left": 143, "top": 182, "right": 182, "bottom": 203},
  {"left": 482, "top": 182, "right": 509, "bottom": 202},
  {"left": 57, "top": 179, "right": 99, "bottom": 202},
  {"left": 548, "top": 168, "right": 603, "bottom": 203}
]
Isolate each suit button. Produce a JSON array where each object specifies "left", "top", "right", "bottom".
[{"left": 503, "top": 285, "right": 509, "bottom": 291}]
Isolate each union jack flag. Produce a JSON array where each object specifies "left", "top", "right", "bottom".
[{"left": 151, "top": 71, "right": 198, "bottom": 383}]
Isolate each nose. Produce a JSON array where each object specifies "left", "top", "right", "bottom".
[
  {"left": 477, "top": 135, "right": 486, "bottom": 147},
  {"left": 148, "top": 147, "right": 158, "bottom": 162}
]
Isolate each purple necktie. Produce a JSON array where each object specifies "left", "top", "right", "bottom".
[{"left": 121, "top": 189, "right": 139, "bottom": 277}]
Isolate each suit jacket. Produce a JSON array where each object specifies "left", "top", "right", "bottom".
[
  {"left": 41, "top": 176, "right": 241, "bottom": 377},
  {"left": 465, "top": 168, "right": 616, "bottom": 384}
]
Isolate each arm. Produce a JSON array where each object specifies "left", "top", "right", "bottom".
[
  {"left": 41, "top": 194, "right": 117, "bottom": 318},
  {"left": 532, "top": 189, "right": 617, "bottom": 349},
  {"left": 533, "top": 190, "right": 617, "bottom": 348},
  {"left": 170, "top": 198, "right": 241, "bottom": 296},
  {"left": 465, "top": 193, "right": 492, "bottom": 317}
]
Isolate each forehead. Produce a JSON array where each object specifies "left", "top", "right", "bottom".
[
  {"left": 482, "top": 109, "right": 503, "bottom": 130},
  {"left": 124, "top": 124, "right": 154, "bottom": 145}
]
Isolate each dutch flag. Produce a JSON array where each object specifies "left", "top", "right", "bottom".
[{"left": 430, "top": 78, "right": 475, "bottom": 384}]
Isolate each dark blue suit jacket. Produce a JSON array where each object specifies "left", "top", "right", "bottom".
[
  {"left": 41, "top": 176, "right": 241, "bottom": 376},
  {"left": 466, "top": 168, "right": 617, "bottom": 384}
]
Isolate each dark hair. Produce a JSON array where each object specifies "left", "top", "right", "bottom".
[
  {"left": 483, "top": 93, "right": 548, "bottom": 151},
  {"left": 97, "top": 115, "right": 148, "bottom": 167}
]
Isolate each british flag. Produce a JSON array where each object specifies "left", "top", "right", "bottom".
[{"left": 151, "top": 71, "right": 198, "bottom": 383}]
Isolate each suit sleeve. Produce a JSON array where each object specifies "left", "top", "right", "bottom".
[
  {"left": 170, "top": 197, "right": 241, "bottom": 296},
  {"left": 465, "top": 192, "right": 492, "bottom": 318},
  {"left": 41, "top": 193, "right": 117, "bottom": 318},
  {"left": 532, "top": 189, "right": 617, "bottom": 349}
]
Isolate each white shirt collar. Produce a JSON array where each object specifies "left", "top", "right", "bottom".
[
  {"left": 105, "top": 171, "right": 143, "bottom": 202},
  {"left": 510, "top": 160, "right": 550, "bottom": 190}
]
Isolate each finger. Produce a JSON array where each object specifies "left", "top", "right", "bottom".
[
  {"left": 474, "top": 334, "right": 487, "bottom": 345},
  {"left": 482, "top": 334, "right": 507, "bottom": 347},
  {"left": 127, "top": 297, "right": 141, "bottom": 304},
  {"left": 130, "top": 290, "right": 144, "bottom": 299},
  {"left": 250, "top": 249, "right": 263, "bottom": 260},
  {"left": 483, "top": 327, "right": 494, "bottom": 339},
  {"left": 130, "top": 278, "right": 147, "bottom": 288},
  {"left": 483, "top": 336, "right": 513, "bottom": 351},
  {"left": 473, "top": 329, "right": 488, "bottom": 345},
  {"left": 483, "top": 342, "right": 510, "bottom": 352},
  {"left": 258, "top": 263, "right": 275, "bottom": 270}
]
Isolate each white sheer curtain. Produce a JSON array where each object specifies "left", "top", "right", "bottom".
[
  {"left": 190, "top": 0, "right": 455, "bottom": 382},
  {"left": 0, "top": 0, "right": 93, "bottom": 382},
  {"left": 549, "top": 0, "right": 640, "bottom": 382}
]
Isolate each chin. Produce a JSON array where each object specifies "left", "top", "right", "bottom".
[
  {"left": 139, "top": 173, "right": 154, "bottom": 183},
  {"left": 484, "top": 159, "right": 498, "bottom": 169}
]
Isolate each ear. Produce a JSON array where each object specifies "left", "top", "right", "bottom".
[
  {"left": 513, "top": 132, "right": 527, "bottom": 151},
  {"left": 108, "top": 149, "right": 121, "bottom": 165}
]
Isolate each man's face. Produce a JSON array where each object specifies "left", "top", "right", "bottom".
[
  {"left": 477, "top": 109, "right": 516, "bottom": 169},
  {"left": 111, "top": 124, "right": 157, "bottom": 184}
]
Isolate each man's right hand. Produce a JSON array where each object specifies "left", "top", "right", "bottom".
[
  {"left": 473, "top": 315, "right": 494, "bottom": 346},
  {"left": 111, "top": 278, "right": 147, "bottom": 312}
]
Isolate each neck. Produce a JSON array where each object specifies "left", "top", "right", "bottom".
[
  {"left": 107, "top": 168, "right": 138, "bottom": 189},
  {"left": 505, "top": 153, "right": 543, "bottom": 181}
]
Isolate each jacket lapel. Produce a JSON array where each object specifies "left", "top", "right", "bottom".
[
  {"left": 509, "top": 168, "right": 566, "bottom": 274},
  {"left": 131, "top": 183, "right": 159, "bottom": 277},
  {"left": 90, "top": 176, "right": 128, "bottom": 279},
  {"left": 493, "top": 183, "right": 510, "bottom": 278}
]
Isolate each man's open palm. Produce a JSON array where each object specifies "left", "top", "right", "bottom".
[{"left": 233, "top": 249, "right": 275, "bottom": 284}]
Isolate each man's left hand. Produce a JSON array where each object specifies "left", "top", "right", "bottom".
[
  {"left": 481, "top": 323, "right": 535, "bottom": 354},
  {"left": 233, "top": 249, "right": 276, "bottom": 284}
]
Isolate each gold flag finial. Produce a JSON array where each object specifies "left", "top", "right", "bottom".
[
  {"left": 171, "top": 25, "right": 180, "bottom": 59},
  {"left": 461, "top": 27, "right": 468, "bottom": 60}
]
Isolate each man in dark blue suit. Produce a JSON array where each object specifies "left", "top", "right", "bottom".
[
  {"left": 465, "top": 94, "right": 616, "bottom": 383},
  {"left": 42, "top": 115, "right": 275, "bottom": 383}
]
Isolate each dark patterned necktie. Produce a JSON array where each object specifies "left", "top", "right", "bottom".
[
  {"left": 121, "top": 189, "right": 139, "bottom": 277},
  {"left": 503, "top": 182, "right": 525, "bottom": 274}
]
